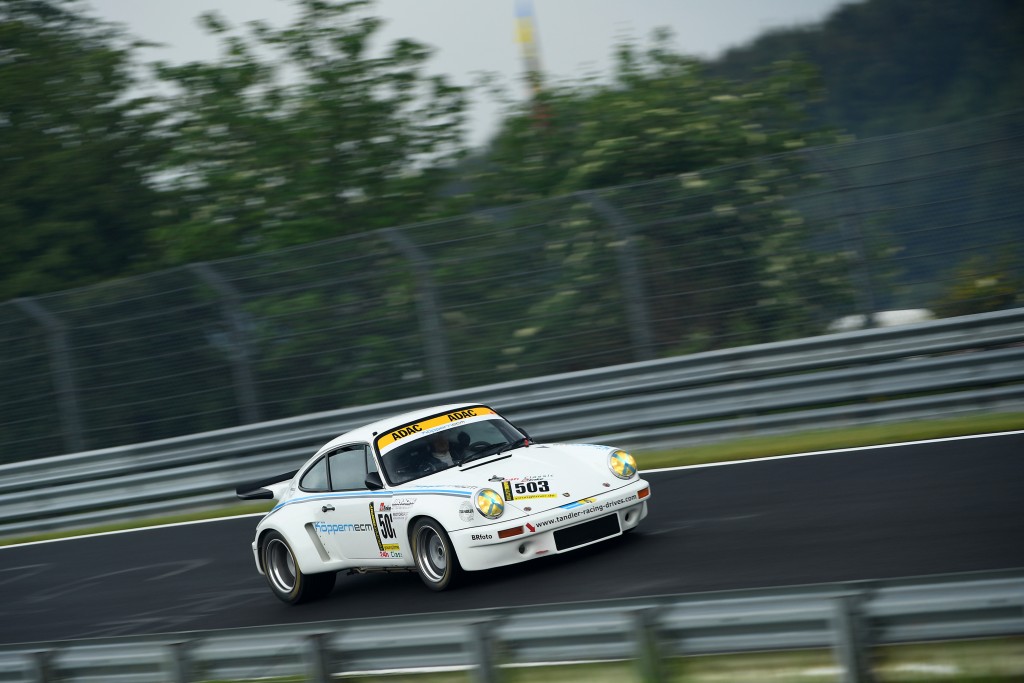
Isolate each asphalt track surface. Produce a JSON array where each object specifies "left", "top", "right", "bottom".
[{"left": 1, "top": 432, "right": 1021, "bottom": 645}]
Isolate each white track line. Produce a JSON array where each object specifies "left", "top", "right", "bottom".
[
  {"left": 641, "top": 429, "right": 1024, "bottom": 474},
  {"left": 5, "top": 430, "right": 1021, "bottom": 548}
]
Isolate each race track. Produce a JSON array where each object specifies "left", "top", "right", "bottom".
[{"left": 2, "top": 432, "right": 1021, "bottom": 645}]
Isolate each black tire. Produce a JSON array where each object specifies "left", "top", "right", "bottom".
[
  {"left": 411, "top": 518, "right": 462, "bottom": 591},
  {"left": 261, "top": 530, "right": 336, "bottom": 604}
]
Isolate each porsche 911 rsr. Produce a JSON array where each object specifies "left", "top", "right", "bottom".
[{"left": 236, "top": 403, "right": 650, "bottom": 602}]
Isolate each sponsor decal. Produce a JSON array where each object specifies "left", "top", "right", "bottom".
[
  {"left": 392, "top": 497, "right": 416, "bottom": 508},
  {"left": 525, "top": 523, "right": 536, "bottom": 533},
  {"left": 489, "top": 475, "right": 504, "bottom": 482},
  {"left": 560, "top": 497, "right": 597, "bottom": 510},
  {"left": 376, "top": 406, "right": 496, "bottom": 454},
  {"left": 471, "top": 533, "right": 494, "bottom": 541},
  {"left": 369, "top": 503, "right": 401, "bottom": 553},
  {"left": 503, "top": 479, "right": 554, "bottom": 501},
  {"left": 534, "top": 493, "right": 639, "bottom": 529},
  {"left": 411, "top": 483, "right": 476, "bottom": 490},
  {"left": 379, "top": 550, "right": 403, "bottom": 559},
  {"left": 458, "top": 501, "right": 475, "bottom": 522},
  {"left": 312, "top": 521, "right": 374, "bottom": 534}
]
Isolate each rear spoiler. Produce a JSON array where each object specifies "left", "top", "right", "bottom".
[{"left": 235, "top": 469, "right": 298, "bottom": 501}]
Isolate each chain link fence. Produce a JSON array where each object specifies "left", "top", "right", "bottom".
[{"left": 2, "top": 112, "right": 1022, "bottom": 463}]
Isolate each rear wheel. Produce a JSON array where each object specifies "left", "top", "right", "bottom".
[
  {"left": 411, "top": 518, "right": 462, "bottom": 591},
  {"left": 261, "top": 530, "right": 335, "bottom": 604}
]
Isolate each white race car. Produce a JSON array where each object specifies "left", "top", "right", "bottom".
[{"left": 237, "top": 403, "right": 650, "bottom": 602}]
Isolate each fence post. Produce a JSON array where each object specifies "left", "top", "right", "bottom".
[
  {"left": 582, "top": 191, "right": 656, "bottom": 361},
  {"left": 832, "top": 594, "right": 875, "bottom": 683},
  {"left": 188, "top": 263, "right": 261, "bottom": 425},
  {"left": 814, "top": 155, "right": 881, "bottom": 328},
  {"left": 13, "top": 298, "right": 84, "bottom": 453},
  {"left": 383, "top": 228, "right": 454, "bottom": 393}
]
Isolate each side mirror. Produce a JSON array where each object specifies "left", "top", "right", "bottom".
[{"left": 365, "top": 472, "right": 384, "bottom": 491}]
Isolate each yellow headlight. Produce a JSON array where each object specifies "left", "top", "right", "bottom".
[
  {"left": 609, "top": 450, "right": 637, "bottom": 479},
  {"left": 475, "top": 488, "right": 505, "bottom": 519}
]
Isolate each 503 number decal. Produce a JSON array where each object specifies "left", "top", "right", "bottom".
[
  {"left": 514, "top": 480, "right": 550, "bottom": 494},
  {"left": 503, "top": 479, "right": 555, "bottom": 500}
]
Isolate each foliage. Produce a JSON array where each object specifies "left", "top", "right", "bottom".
[
  {"left": 713, "top": 0, "right": 1024, "bottom": 137},
  {"left": 0, "top": 0, "right": 169, "bottom": 300},
  {"left": 149, "top": 0, "right": 469, "bottom": 265},
  {"left": 473, "top": 31, "right": 836, "bottom": 204},
  {"left": 464, "top": 37, "right": 851, "bottom": 356},
  {"left": 932, "top": 255, "right": 1021, "bottom": 317}
]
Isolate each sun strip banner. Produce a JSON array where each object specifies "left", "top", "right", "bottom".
[{"left": 375, "top": 406, "right": 496, "bottom": 454}]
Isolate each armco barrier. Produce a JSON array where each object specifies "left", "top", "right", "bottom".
[
  {"left": 0, "top": 570, "right": 1020, "bottom": 683},
  {"left": 2, "top": 308, "right": 1023, "bottom": 537}
]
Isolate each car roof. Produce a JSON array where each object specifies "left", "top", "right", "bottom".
[{"left": 315, "top": 402, "right": 487, "bottom": 456}]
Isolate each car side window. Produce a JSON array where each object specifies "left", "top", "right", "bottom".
[
  {"left": 299, "top": 456, "right": 329, "bottom": 492},
  {"left": 328, "top": 444, "right": 371, "bottom": 491}
]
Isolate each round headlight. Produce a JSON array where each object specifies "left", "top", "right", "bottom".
[
  {"left": 475, "top": 488, "right": 505, "bottom": 519},
  {"left": 609, "top": 450, "right": 637, "bottom": 479}
]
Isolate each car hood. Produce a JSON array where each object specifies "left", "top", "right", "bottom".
[{"left": 396, "top": 443, "right": 631, "bottom": 516}]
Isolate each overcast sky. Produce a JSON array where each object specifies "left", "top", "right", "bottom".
[{"left": 84, "top": 0, "right": 850, "bottom": 146}]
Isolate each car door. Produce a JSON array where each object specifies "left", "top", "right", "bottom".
[{"left": 314, "top": 443, "right": 397, "bottom": 561}]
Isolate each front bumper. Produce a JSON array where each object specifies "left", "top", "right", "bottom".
[{"left": 451, "top": 480, "right": 650, "bottom": 571}]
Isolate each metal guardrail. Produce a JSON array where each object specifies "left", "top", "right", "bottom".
[
  {"left": 0, "top": 569, "right": 1020, "bottom": 683},
  {"left": 2, "top": 308, "right": 1023, "bottom": 537}
]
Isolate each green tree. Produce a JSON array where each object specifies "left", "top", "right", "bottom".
[
  {"left": 150, "top": 0, "right": 469, "bottom": 264},
  {"left": 0, "top": 0, "right": 169, "bottom": 300},
  {"left": 713, "top": 0, "right": 1024, "bottom": 137},
  {"left": 473, "top": 31, "right": 835, "bottom": 204},
  {"left": 461, "top": 35, "right": 852, "bottom": 359}
]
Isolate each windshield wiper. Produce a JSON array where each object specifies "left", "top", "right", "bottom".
[
  {"left": 458, "top": 438, "right": 530, "bottom": 466},
  {"left": 459, "top": 442, "right": 510, "bottom": 466}
]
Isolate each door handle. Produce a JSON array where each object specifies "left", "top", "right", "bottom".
[{"left": 322, "top": 504, "right": 335, "bottom": 512}]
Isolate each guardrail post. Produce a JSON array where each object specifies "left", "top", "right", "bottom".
[
  {"left": 305, "top": 633, "right": 333, "bottom": 683},
  {"left": 27, "top": 650, "right": 54, "bottom": 683},
  {"left": 633, "top": 607, "right": 664, "bottom": 683},
  {"left": 832, "top": 595, "right": 875, "bottom": 683},
  {"left": 468, "top": 620, "right": 500, "bottom": 683},
  {"left": 166, "top": 640, "right": 192, "bottom": 683}
]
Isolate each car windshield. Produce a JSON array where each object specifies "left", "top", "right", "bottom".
[{"left": 375, "top": 406, "right": 527, "bottom": 486}]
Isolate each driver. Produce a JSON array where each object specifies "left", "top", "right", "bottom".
[{"left": 428, "top": 433, "right": 455, "bottom": 468}]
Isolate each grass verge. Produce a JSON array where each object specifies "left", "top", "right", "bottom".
[{"left": 2, "top": 412, "right": 1021, "bottom": 548}]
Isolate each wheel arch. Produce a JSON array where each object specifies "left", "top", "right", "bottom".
[{"left": 256, "top": 524, "right": 325, "bottom": 575}]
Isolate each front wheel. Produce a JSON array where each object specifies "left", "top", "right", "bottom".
[
  {"left": 261, "top": 530, "right": 335, "bottom": 604},
  {"left": 411, "top": 518, "right": 462, "bottom": 591}
]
